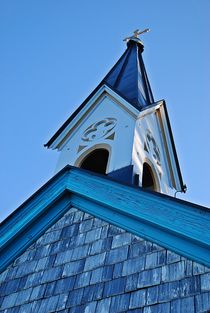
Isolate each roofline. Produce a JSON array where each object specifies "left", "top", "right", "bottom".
[
  {"left": 44, "top": 81, "right": 105, "bottom": 148},
  {"left": 45, "top": 46, "right": 130, "bottom": 148},
  {"left": 0, "top": 165, "right": 209, "bottom": 273},
  {"left": 44, "top": 81, "right": 142, "bottom": 148},
  {"left": 162, "top": 100, "right": 186, "bottom": 192},
  {"left": 0, "top": 164, "right": 206, "bottom": 229},
  {"left": 45, "top": 43, "right": 148, "bottom": 149}
]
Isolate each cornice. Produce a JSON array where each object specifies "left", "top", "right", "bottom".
[{"left": 0, "top": 166, "right": 209, "bottom": 273}]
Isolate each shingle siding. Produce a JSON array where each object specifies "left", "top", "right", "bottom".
[{"left": 0, "top": 207, "right": 210, "bottom": 313}]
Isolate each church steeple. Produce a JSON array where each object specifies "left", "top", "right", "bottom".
[
  {"left": 103, "top": 30, "right": 154, "bottom": 110},
  {"left": 45, "top": 31, "right": 185, "bottom": 196}
]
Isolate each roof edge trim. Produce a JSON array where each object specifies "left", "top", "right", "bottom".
[
  {"left": 162, "top": 100, "right": 185, "bottom": 192},
  {"left": 0, "top": 166, "right": 209, "bottom": 273},
  {"left": 45, "top": 83, "right": 140, "bottom": 150}
]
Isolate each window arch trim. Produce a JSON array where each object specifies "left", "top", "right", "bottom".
[
  {"left": 75, "top": 144, "right": 111, "bottom": 174},
  {"left": 142, "top": 158, "right": 160, "bottom": 192}
]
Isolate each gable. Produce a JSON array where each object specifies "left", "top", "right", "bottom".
[
  {"left": 46, "top": 84, "right": 139, "bottom": 151},
  {"left": 54, "top": 87, "right": 138, "bottom": 173},
  {"left": 133, "top": 101, "right": 185, "bottom": 193}
]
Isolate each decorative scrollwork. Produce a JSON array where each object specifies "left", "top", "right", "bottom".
[
  {"left": 144, "top": 130, "right": 161, "bottom": 166},
  {"left": 81, "top": 118, "right": 117, "bottom": 142}
]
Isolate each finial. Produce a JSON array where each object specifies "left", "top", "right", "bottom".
[{"left": 123, "top": 28, "right": 150, "bottom": 43}]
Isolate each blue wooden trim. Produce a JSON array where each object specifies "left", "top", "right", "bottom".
[
  {"left": 0, "top": 194, "right": 72, "bottom": 272},
  {"left": 0, "top": 165, "right": 210, "bottom": 273},
  {"left": 70, "top": 195, "right": 210, "bottom": 267}
]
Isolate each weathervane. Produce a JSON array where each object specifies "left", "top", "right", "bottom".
[{"left": 123, "top": 28, "right": 150, "bottom": 42}]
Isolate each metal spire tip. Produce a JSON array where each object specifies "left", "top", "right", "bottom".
[{"left": 123, "top": 28, "right": 150, "bottom": 42}]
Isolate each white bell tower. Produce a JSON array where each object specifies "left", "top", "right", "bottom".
[{"left": 45, "top": 30, "right": 186, "bottom": 197}]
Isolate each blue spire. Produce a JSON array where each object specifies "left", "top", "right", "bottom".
[{"left": 103, "top": 38, "right": 154, "bottom": 110}]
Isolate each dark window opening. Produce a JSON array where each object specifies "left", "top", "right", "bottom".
[
  {"left": 142, "top": 163, "right": 155, "bottom": 191},
  {"left": 80, "top": 149, "right": 109, "bottom": 175},
  {"left": 133, "top": 174, "right": 139, "bottom": 186}
]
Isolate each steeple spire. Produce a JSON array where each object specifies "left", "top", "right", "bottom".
[
  {"left": 45, "top": 31, "right": 185, "bottom": 196},
  {"left": 103, "top": 29, "right": 154, "bottom": 110}
]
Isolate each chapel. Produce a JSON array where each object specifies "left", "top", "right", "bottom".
[{"left": 0, "top": 30, "right": 209, "bottom": 313}]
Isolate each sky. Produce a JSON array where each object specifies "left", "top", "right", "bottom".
[{"left": 0, "top": 0, "right": 210, "bottom": 221}]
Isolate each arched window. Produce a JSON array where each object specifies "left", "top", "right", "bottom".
[
  {"left": 80, "top": 149, "right": 109, "bottom": 175},
  {"left": 142, "top": 162, "right": 156, "bottom": 191}
]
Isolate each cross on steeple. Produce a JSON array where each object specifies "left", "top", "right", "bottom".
[{"left": 123, "top": 28, "right": 150, "bottom": 42}]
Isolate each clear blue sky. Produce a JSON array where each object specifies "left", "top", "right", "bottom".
[{"left": 0, "top": 0, "right": 210, "bottom": 221}]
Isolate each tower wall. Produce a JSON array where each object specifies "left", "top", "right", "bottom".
[
  {"left": 132, "top": 109, "right": 175, "bottom": 195},
  {"left": 55, "top": 94, "right": 136, "bottom": 175}
]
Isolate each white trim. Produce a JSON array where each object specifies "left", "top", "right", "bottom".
[
  {"left": 136, "top": 100, "right": 182, "bottom": 191},
  {"left": 158, "top": 105, "right": 182, "bottom": 191},
  {"left": 137, "top": 101, "right": 162, "bottom": 120},
  {"left": 49, "top": 84, "right": 139, "bottom": 150},
  {"left": 142, "top": 158, "right": 161, "bottom": 192},
  {"left": 74, "top": 143, "right": 111, "bottom": 174}
]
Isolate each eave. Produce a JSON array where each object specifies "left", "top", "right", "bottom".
[
  {"left": 162, "top": 100, "right": 185, "bottom": 191},
  {"left": 0, "top": 166, "right": 209, "bottom": 273},
  {"left": 45, "top": 83, "right": 140, "bottom": 150}
]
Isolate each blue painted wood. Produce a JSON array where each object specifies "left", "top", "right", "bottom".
[
  {"left": 108, "top": 165, "right": 134, "bottom": 184},
  {"left": 66, "top": 170, "right": 210, "bottom": 245},
  {"left": 0, "top": 194, "right": 71, "bottom": 272},
  {"left": 0, "top": 174, "right": 68, "bottom": 247},
  {"left": 70, "top": 195, "right": 210, "bottom": 267},
  {"left": 0, "top": 165, "right": 210, "bottom": 273}
]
